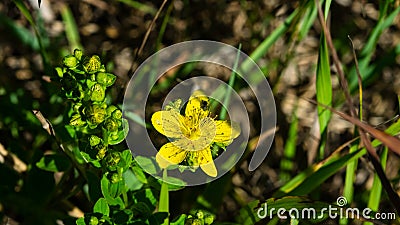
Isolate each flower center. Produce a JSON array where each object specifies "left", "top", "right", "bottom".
[{"left": 174, "top": 117, "right": 216, "bottom": 152}]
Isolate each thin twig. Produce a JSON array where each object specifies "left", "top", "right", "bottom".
[
  {"left": 32, "top": 110, "right": 87, "bottom": 179},
  {"left": 129, "top": 0, "right": 168, "bottom": 77},
  {"left": 315, "top": 0, "right": 356, "bottom": 118},
  {"left": 348, "top": 36, "right": 364, "bottom": 120}
]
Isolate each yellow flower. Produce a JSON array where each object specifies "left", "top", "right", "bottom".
[{"left": 151, "top": 90, "right": 241, "bottom": 177}]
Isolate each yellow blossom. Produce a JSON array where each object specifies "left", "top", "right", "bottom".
[{"left": 151, "top": 90, "right": 240, "bottom": 177}]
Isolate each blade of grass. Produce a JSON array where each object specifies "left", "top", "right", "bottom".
[
  {"left": 298, "top": 1, "right": 318, "bottom": 40},
  {"left": 348, "top": 3, "right": 400, "bottom": 92},
  {"left": 316, "top": 0, "right": 332, "bottom": 161},
  {"left": 60, "top": 4, "right": 82, "bottom": 51},
  {"left": 241, "top": 0, "right": 324, "bottom": 83},
  {"left": 275, "top": 117, "right": 400, "bottom": 197},
  {"left": 124, "top": 111, "right": 151, "bottom": 128},
  {"left": 341, "top": 36, "right": 363, "bottom": 225},
  {"left": 316, "top": 0, "right": 400, "bottom": 213},
  {"left": 280, "top": 104, "right": 298, "bottom": 182},
  {"left": 155, "top": 2, "right": 173, "bottom": 50},
  {"left": 117, "top": 0, "right": 157, "bottom": 15},
  {"left": 219, "top": 43, "right": 241, "bottom": 120},
  {"left": 364, "top": 146, "right": 388, "bottom": 225},
  {"left": 13, "top": 0, "right": 49, "bottom": 73},
  {"left": 240, "top": 7, "right": 300, "bottom": 77},
  {"left": 0, "top": 13, "right": 40, "bottom": 50}
]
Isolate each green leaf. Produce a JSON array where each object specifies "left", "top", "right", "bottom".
[
  {"left": 132, "top": 162, "right": 148, "bottom": 184},
  {"left": 149, "top": 212, "right": 169, "bottom": 225},
  {"left": 86, "top": 171, "right": 102, "bottom": 202},
  {"left": 108, "top": 118, "right": 129, "bottom": 145},
  {"left": 36, "top": 154, "right": 72, "bottom": 172},
  {"left": 101, "top": 174, "right": 125, "bottom": 207},
  {"left": 170, "top": 214, "right": 187, "bottom": 225},
  {"left": 164, "top": 176, "right": 186, "bottom": 191},
  {"left": 113, "top": 209, "right": 133, "bottom": 224},
  {"left": 93, "top": 198, "right": 110, "bottom": 216},
  {"left": 134, "top": 156, "right": 160, "bottom": 175},
  {"left": 109, "top": 179, "right": 124, "bottom": 198},
  {"left": 76, "top": 217, "right": 86, "bottom": 225},
  {"left": 123, "top": 169, "right": 144, "bottom": 191},
  {"left": 133, "top": 188, "right": 157, "bottom": 210},
  {"left": 121, "top": 149, "right": 133, "bottom": 172}
]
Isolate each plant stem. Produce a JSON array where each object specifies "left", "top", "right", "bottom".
[{"left": 159, "top": 169, "right": 169, "bottom": 225}]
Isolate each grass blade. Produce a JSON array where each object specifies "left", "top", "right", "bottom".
[
  {"left": 280, "top": 105, "right": 298, "bottom": 182},
  {"left": 13, "top": 0, "right": 49, "bottom": 72},
  {"left": 60, "top": 4, "right": 82, "bottom": 51},
  {"left": 364, "top": 147, "right": 388, "bottom": 225},
  {"left": 348, "top": 4, "right": 400, "bottom": 92}
]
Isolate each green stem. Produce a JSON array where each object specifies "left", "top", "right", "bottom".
[
  {"left": 159, "top": 169, "right": 169, "bottom": 225},
  {"left": 219, "top": 43, "right": 241, "bottom": 120}
]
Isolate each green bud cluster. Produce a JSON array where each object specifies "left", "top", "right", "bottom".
[
  {"left": 55, "top": 49, "right": 127, "bottom": 170},
  {"left": 185, "top": 210, "right": 215, "bottom": 225}
]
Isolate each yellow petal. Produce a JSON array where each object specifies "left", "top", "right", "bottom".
[
  {"left": 201, "top": 162, "right": 217, "bottom": 177},
  {"left": 151, "top": 111, "right": 185, "bottom": 138},
  {"left": 213, "top": 121, "right": 241, "bottom": 145},
  {"left": 156, "top": 142, "right": 187, "bottom": 168},
  {"left": 198, "top": 149, "right": 217, "bottom": 177},
  {"left": 185, "top": 90, "right": 210, "bottom": 122},
  {"left": 187, "top": 148, "right": 217, "bottom": 177}
]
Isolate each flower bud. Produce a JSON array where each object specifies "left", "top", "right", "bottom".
[
  {"left": 63, "top": 55, "right": 78, "bottom": 68},
  {"left": 72, "top": 103, "right": 82, "bottom": 112},
  {"left": 104, "top": 152, "right": 121, "bottom": 171},
  {"left": 85, "top": 104, "right": 106, "bottom": 125},
  {"left": 83, "top": 55, "right": 101, "bottom": 74},
  {"left": 90, "top": 83, "right": 105, "bottom": 102},
  {"left": 96, "top": 144, "right": 107, "bottom": 160},
  {"left": 185, "top": 218, "right": 202, "bottom": 225},
  {"left": 106, "top": 105, "right": 117, "bottom": 116},
  {"left": 195, "top": 211, "right": 204, "bottom": 219},
  {"left": 89, "top": 135, "right": 102, "bottom": 147},
  {"left": 112, "top": 109, "right": 122, "bottom": 120},
  {"left": 73, "top": 49, "right": 83, "bottom": 61},
  {"left": 204, "top": 215, "right": 214, "bottom": 225},
  {"left": 186, "top": 153, "right": 198, "bottom": 167},
  {"left": 89, "top": 216, "right": 98, "bottom": 225},
  {"left": 110, "top": 172, "right": 122, "bottom": 183},
  {"left": 105, "top": 118, "right": 119, "bottom": 132},
  {"left": 69, "top": 113, "right": 85, "bottom": 127},
  {"left": 55, "top": 67, "right": 64, "bottom": 78}
]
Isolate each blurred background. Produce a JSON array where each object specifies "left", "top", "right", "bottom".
[{"left": 1, "top": 0, "right": 400, "bottom": 224}]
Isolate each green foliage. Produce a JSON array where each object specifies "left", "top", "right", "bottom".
[
  {"left": 51, "top": 50, "right": 165, "bottom": 224},
  {"left": 55, "top": 50, "right": 126, "bottom": 162},
  {"left": 3, "top": 1, "right": 400, "bottom": 225}
]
